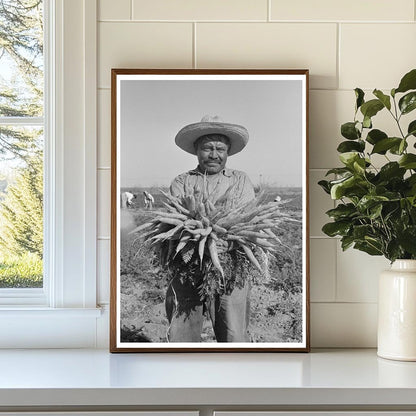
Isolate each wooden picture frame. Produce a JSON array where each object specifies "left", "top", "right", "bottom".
[{"left": 110, "top": 69, "right": 310, "bottom": 352}]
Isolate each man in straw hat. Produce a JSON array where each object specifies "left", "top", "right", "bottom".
[{"left": 166, "top": 115, "right": 255, "bottom": 342}]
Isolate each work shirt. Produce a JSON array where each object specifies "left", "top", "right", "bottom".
[{"left": 170, "top": 167, "right": 255, "bottom": 207}]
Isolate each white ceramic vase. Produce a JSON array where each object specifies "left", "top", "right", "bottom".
[{"left": 378, "top": 259, "right": 416, "bottom": 361}]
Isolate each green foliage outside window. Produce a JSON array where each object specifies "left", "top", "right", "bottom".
[{"left": 0, "top": 0, "right": 44, "bottom": 288}]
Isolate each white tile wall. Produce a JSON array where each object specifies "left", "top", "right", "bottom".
[
  {"left": 311, "top": 303, "right": 378, "bottom": 347},
  {"left": 310, "top": 239, "right": 336, "bottom": 302},
  {"left": 132, "top": 0, "right": 268, "bottom": 21},
  {"left": 99, "top": 0, "right": 131, "bottom": 21},
  {"left": 98, "top": 22, "right": 193, "bottom": 88},
  {"left": 196, "top": 23, "right": 338, "bottom": 89},
  {"left": 98, "top": 169, "right": 111, "bottom": 238},
  {"left": 309, "top": 90, "right": 354, "bottom": 169},
  {"left": 340, "top": 24, "right": 416, "bottom": 90},
  {"left": 271, "top": 0, "right": 415, "bottom": 22},
  {"left": 97, "top": 239, "right": 110, "bottom": 304},
  {"left": 336, "top": 246, "right": 389, "bottom": 303},
  {"left": 95, "top": 0, "right": 416, "bottom": 347},
  {"left": 98, "top": 89, "right": 111, "bottom": 168}
]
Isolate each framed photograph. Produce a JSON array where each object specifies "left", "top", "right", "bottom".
[{"left": 110, "top": 69, "right": 310, "bottom": 352}]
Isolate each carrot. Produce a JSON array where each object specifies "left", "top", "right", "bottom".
[
  {"left": 226, "top": 234, "right": 246, "bottom": 244},
  {"left": 188, "top": 195, "right": 196, "bottom": 212},
  {"left": 150, "top": 224, "right": 183, "bottom": 242},
  {"left": 184, "top": 219, "right": 203, "bottom": 228},
  {"left": 198, "top": 202, "right": 207, "bottom": 217},
  {"left": 212, "top": 224, "right": 227, "bottom": 234},
  {"left": 240, "top": 244, "right": 262, "bottom": 273},
  {"left": 175, "top": 234, "right": 191, "bottom": 255},
  {"left": 128, "top": 221, "right": 153, "bottom": 235},
  {"left": 152, "top": 211, "right": 188, "bottom": 221},
  {"left": 198, "top": 235, "right": 208, "bottom": 267},
  {"left": 158, "top": 218, "right": 184, "bottom": 226},
  {"left": 187, "top": 228, "right": 206, "bottom": 235},
  {"left": 237, "top": 230, "right": 274, "bottom": 239},
  {"left": 210, "top": 232, "right": 219, "bottom": 241},
  {"left": 207, "top": 238, "right": 224, "bottom": 278},
  {"left": 206, "top": 199, "right": 217, "bottom": 215}
]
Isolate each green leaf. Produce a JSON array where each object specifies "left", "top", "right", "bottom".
[
  {"left": 318, "top": 180, "right": 331, "bottom": 194},
  {"left": 366, "top": 129, "right": 387, "bottom": 145},
  {"left": 373, "top": 89, "right": 391, "bottom": 110},
  {"left": 325, "top": 167, "right": 351, "bottom": 176},
  {"left": 360, "top": 99, "right": 384, "bottom": 119},
  {"left": 339, "top": 152, "right": 360, "bottom": 167},
  {"left": 353, "top": 158, "right": 366, "bottom": 174},
  {"left": 378, "top": 162, "right": 406, "bottom": 181},
  {"left": 341, "top": 235, "right": 355, "bottom": 251},
  {"left": 396, "top": 69, "right": 416, "bottom": 94},
  {"left": 341, "top": 122, "right": 361, "bottom": 140},
  {"left": 326, "top": 203, "right": 357, "bottom": 219},
  {"left": 386, "top": 240, "right": 403, "bottom": 262},
  {"left": 371, "top": 137, "right": 402, "bottom": 154},
  {"left": 357, "top": 195, "right": 389, "bottom": 212},
  {"left": 390, "top": 139, "right": 408, "bottom": 155},
  {"left": 352, "top": 224, "right": 374, "bottom": 239},
  {"left": 399, "top": 154, "right": 416, "bottom": 169},
  {"left": 391, "top": 88, "right": 396, "bottom": 97},
  {"left": 337, "top": 140, "right": 365, "bottom": 153},
  {"left": 408, "top": 120, "right": 416, "bottom": 138},
  {"left": 322, "top": 221, "right": 351, "bottom": 237},
  {"left": 355, "top": 88, "right": 365, "bottom": 110},
  {"left": 398, "top": 226, "right": 416, "bottom": 255},
  {"left": 354, "top": 241, "right": 383, "bottom": 256},
  {"left": 369, "top": 203, "right": 383, "bottom": 219},
  {"left": 330, "top": 176, "right": 363, "bottom": 200},
  {"left": 399, "top": 92, "right": 416, "bottom": 115},
  {"left": 363, "top": 116, "right": 372, "bottom": 129}
]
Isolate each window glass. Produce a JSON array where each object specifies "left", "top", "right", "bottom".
[{"left": 0, "top": 0, "right": 44, "bottom": 289}]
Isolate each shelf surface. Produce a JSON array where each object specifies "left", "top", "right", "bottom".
[{"left": 0, "top": 348, "right": 416, "bottom": 407}]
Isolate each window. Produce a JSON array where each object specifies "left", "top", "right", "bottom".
[
  {"left": 0, "top": 0, "right": 44, "bottom": 292},
  {"left": 0, "top": 0, "right": 101, "bottom": 348}
]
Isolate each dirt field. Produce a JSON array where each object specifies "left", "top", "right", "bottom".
[{"left": 119, "top": 187, "right": 303, "bottom": 344}]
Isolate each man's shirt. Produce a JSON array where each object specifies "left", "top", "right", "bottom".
[{"left": 170, "top": 167, "right": 255, "bottom": 207}]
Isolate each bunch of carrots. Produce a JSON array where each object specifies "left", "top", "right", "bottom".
[{"left": 130, "top": 188, "right": 300, "bottom": 287}]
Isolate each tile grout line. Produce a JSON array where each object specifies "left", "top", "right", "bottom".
[
  {"left": 311, "top": 301, "right": 378, "bottom": 305},
  {"left": 193, "top": 22, "right": 197, "bottom": 68},
  {"left": 97, "top": 19, "right": 415, "bottom": 24},
  {"left": 267, "top": 0, "right": 271, "bottom": 22},
  {"left": 130, "top": 0, "right": 133, "bottom": 20},
  {"left": 336, "top": 22, "right": 340, "bottom": 90},
  {"left": 333, "top": 231, "right": 338, "bottom": 303}
]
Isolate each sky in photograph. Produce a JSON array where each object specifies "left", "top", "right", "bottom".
[{"left": 119, "top": 78, "right": 304, "bottom": 188}]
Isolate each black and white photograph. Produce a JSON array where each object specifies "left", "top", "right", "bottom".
[{"left": 110, "top": 69, "right": 309, "bottom": 352}]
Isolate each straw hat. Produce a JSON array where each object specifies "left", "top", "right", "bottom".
[{"left": 175, "top": 115, "right": 249, "bottom": 156}]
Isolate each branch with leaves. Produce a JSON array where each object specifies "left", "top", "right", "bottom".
[{"left": 319, "top": 69, "right": 416, "bottom": 262}]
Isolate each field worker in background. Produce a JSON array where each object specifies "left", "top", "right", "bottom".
[
  {"left": 121, "top": 191, "right": 136, "bottom": 209},
  {"left": 143, "top": 190, "right": 154, "bottom": 210},
  {"left": 167, "top": 115, "right": 255, "bottom": 343}
]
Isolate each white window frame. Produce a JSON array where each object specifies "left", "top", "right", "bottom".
[{"left": 0, "top": 0, "right": 101, "bottom": 348}]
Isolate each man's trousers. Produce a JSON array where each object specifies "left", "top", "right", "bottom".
[{"left": 165, "top": 275, "right": 250, "bottom": 342}]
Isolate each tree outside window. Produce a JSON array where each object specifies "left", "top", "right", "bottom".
[{"left": 0, "top": 0, "right": 44, "bottom": 288}]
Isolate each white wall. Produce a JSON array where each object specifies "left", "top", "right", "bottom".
[{"left": 96, "top": 0, "right": 416, "bottom": 348}]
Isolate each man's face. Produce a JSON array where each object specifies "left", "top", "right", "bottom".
[{"left": 196, "top": 135, "right": 229, "bottom": 175}]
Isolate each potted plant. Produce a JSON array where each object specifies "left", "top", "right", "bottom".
[{"left": 319, "top": 68, "right": 416, "bottom": 361}]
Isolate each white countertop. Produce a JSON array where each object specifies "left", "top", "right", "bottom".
[{"left": 0, "top": 348, "right": 416, "bottom": 407}]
